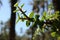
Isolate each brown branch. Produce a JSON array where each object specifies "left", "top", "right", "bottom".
[
  {"left": 19, "top": 18, "right": 34, "bottom": 22},
  {"left": 18, "top": 5, "right": 55, "bottom": 24},
  {"left": 19, "top": 18, "right": 28, "bottom": 20},
  {"left": 18, "top": 6, "right": 30, "bottom": 20}
]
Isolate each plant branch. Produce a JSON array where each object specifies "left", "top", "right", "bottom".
[
  {"left": 19, "top": 18, "right": 29, "bottom": 20},
  {"left": 18, "top": 6, "right": 30, "bottom": 20},
  {"left": 18, "top": 6, "right": 55, "bottom": 25}
]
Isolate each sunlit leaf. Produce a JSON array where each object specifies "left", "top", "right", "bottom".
[
  {"left": 29, "top": 11, "right": 34, "bottom": 18},
  {"left": 14, "top": 2, "right": 18, "bottom": 7},
  {"left": 51, "top": 32, "right": 56, "bottom": 37},
  {"left": 41, "top": 11, "right": 47, "bottom": 20},
  {"left": 13, "top": 9, "right": 19, "bottom": 13},
  {"left": 16, "top": 13, "right": 20, "bottom": 23},
  {"left": 16, "top": 18, "right": 20, "bottom": 24},
  {"left": 43, "top": 11, "right": 46, "bottom": 17},
  {"left": 41, "top": 16, "right": 45, "bottom": 21}
]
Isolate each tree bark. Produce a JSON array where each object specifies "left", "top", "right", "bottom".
[{"left": 9, "top": 0, "right": 17, "bottom": 40}]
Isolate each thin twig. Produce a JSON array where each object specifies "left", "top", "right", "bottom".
[
  {"left": 19, "top": 18, "right": 28, "bottom": 20},
  {"left": 18, "top": 6, "right": 30, "bottom": 20}
]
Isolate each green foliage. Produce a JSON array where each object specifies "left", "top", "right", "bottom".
[
  {"left": 13, "top": 9, "right": 19, "bottom": 13},
  {"left": 14, "top": 3, "right": 60, "bottom": 40},
  {"left": 16, "top": 13, "right": 20, "bottom": 23},
  {"left": 14, "top": 2, "right": 18, "bottom": 7},
  {"left": 29, "top": 11, "right": 34, "bottom": 18},
  {"left": 41, "top": 11, "right": 47, "bottom": 21},
  {"left": 43, "top": 11, "right": 46, "bottom": 17},
  {"left": 26, "top": 21, "right": 30, "bottom": 27},
  {"left": 33, "top": 26, "right": 41, "bottom": 40},
  {"left": 51, "top": 32, "right": 56, "bottom": 37},
  {"left": 35, "top": 14, "right": 40, "bottom": 19},
  {"left": 20, "top": 4, "right": 24, "bottom": 8}
]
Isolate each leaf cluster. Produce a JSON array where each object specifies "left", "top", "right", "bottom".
[{"left": 14, "top": 3, "right": 60, "bottom": 38}]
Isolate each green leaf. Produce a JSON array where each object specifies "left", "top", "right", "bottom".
[
  {"left": 35, "top": 15, "right": 40, "bottom": 19},
  {"left": 14, "top": 2, "right": 18, "bottom": 7},
  {"left": 16, "top": 13, "right": 20, "bottom": 23},
  {"left": 51, "top": 32, "right": 56, "bottom": 37},
  {"left": 21, "top": 4, "right": 24, "bottom": 8},
  {"left": 41, "top": 11, "right": 47, "bottom": 20},
  {"left": 41, "top": 16, "right": 45, "bottom": 21},
  {"left": 29, "top": 11, "right": 34, "bottom": 18},
  {"left": 16, "top": 18, "right": 20, "bottom": 24},
  {"left": 26, "top": 21, "right": 30, "bottom": 27},
  {"left": 13, "top": 10, "right": 19, "bottom": 13},
  {"left": 18, "top": 13, "right": 20, "bottom": 18},
  {"left": 43, "top": 11, "right": 46, "bottom": 17}
]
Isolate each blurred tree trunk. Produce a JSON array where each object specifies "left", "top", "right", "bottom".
[
  {"left": 53, "top": 0, "right": 60, "bottom": 30},
  {"left": 53, "top": 0, "right": 60, "bottom": 40},
  {"left": 9, "top": 0, "right": 17, "bottom": 40},
  {"left": 53, "top": 0, "right": 60, "bottom": 11},
  {"left": 53, "top": 0, "right": 60, "bottom": 20}
]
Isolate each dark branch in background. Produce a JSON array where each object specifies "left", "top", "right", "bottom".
[
  {"left": 53, "top": 0, "right": 60, "bottom": 11},
  {"left": 53, "top": 0, "right": 60, "bottom": 30}
]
